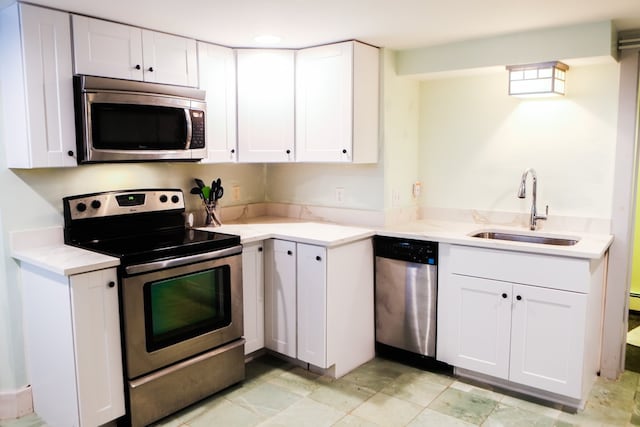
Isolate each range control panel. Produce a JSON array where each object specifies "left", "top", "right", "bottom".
[{"left": 64, "top": 189, "right": 184, "bottom": 221}]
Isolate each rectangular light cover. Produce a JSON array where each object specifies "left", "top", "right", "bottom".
[{"left": 507, "top": 61, "right": 569, "bottom": 97}]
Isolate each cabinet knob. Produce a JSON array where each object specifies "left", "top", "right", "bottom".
[
  {"left": 342, "top": 149, "right": 347, "bottom": 154},
  {"left": 231, "top": 149, "right": 235, "bottom": 154},
  {"left": 134, "top": 64, "right": 141, "bottom": 70},
  {"left": 67, "top": 150, "right": 74, "bottom": 157},
  {"left": 501, "top": 293, "right": 507, "bottom": 299},
  {"left": 148, "top": 67, "right": 154, "bottom": 72},
  {"left": 516, "top": 295, "right": 522, "bottom": 301},
  {"left": 287, "top": 250, "right": 293, "bottom": 255},
  {"left": 258, "top": 247, "right": 263, "bottom": 252},
  {"left": 108, "top": 281, "right": 115, "bottom": 288},
  {"left": 316, "top": 255, "right": 322, "bottom": 261},
  {"left": 286, "top": 149, "right": 291, "bottom": 155}
]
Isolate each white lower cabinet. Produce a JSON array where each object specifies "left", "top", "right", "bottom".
[
  {"left": 264, "top": 239, "right": 298, "bottom": 357},
  {"left": 242, "top": 241, "right": 265, "bottom": 355},
  {"left": 20, "top": 265, "right": 124, "bottom": 427},
  {"left": 438, "top": 244, "right": 604, "bottom": 406},
  {"left": 264, "top": 238, "right": 374, "bottom": 377}
]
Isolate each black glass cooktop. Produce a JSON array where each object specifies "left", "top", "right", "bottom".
[{"left": 72, "top": 228, "right": 240, "bottom": 265}]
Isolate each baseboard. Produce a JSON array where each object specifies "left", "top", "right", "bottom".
[{"left": 0, "top": 385, "right": 33, "bottom": 420}]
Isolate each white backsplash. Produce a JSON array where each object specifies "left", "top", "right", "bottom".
[
  {"left": 215, "top": 202, "right": 385, "bottom": 227},
  {"left": 419, "top": 206, "right": 611, "bottom": 235}
]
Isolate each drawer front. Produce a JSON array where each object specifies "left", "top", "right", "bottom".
[{"left": 449, "top": 245, "right": 590, "bottom": 293}]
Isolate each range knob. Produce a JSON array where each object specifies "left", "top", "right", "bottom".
[
  {"left": 76, "top": 202, "right": 87, "bottom": 212},
  {"left": 91, "top": 200, "right": 101, "bottom": 209},
  {"left": 171, "top": 195, "right": 180, "bottom": 203},
  {"left": 159, "top": 194, "right": 168, "bottom": 203}
]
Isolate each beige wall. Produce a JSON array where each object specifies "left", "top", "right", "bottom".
[{"left": 417, "top": 61, "right": 620, "bottom": 222}]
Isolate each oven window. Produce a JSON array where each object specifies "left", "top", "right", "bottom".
[
  {"left": 143, "top": 265, "right": 231, "bottom": 352},
  {"left": 92, "top": 104, "right": 187, "bottom": 150}
]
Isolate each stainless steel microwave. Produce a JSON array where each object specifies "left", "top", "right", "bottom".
[{"left": 73, "top": 75, "right": 206, "bottom": 163}]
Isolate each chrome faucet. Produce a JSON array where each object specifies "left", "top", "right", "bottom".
[{"left": 518, "top": 168, "right": 548, "bottom": 230}]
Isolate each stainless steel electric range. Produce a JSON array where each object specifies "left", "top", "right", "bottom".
[{"left": 63, "top": 188, "right": 245, "bottom": 427}]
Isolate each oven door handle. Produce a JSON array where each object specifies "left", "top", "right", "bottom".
[{"left": 125, "top": 245, "right": 242, "bottom": 275}]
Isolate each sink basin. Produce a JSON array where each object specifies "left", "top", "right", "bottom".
[{"left": 470, "top": 231, "right": 579, "bottom": 246}]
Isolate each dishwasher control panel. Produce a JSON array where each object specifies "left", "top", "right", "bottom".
[{"left": 374, "top": 236, "right": 437, "bottom": 264}]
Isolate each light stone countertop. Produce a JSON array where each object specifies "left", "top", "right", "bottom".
[
  {"left": 10, "top": 217, "right": 613, "bottom": 277},
  {"left": 206, "top": 216, "right": 613, "bottom": 260},
  {"left": 380, "top": 219, "right": 613, "bottom": 259},
  {"left": 10, "top": 226, "right": 120, "bottom": 276}
]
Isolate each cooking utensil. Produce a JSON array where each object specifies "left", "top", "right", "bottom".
[
  {"left": 190, "top": 186, "right": 205, "bottom": 201},
  {"left": 211, "top": 178, "right": 224, "bottom": 202},
  {"left": 194, "top": 178, "right": 205, "bottom": 189}
]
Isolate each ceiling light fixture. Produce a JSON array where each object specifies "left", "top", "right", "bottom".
[
  {"left": 506, "top": 61, "right": 569, "bottom": 97},
  {"left": 254, "top": 34, "right": 282, "bottom": 45}
]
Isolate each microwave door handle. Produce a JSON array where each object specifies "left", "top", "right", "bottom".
[{"left": 185, "top": 109, "right": 193, "bottom": 148}]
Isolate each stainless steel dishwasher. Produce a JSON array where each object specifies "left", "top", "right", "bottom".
[{"left": 374, "top": 236, "right": 438, "bottom": 357}]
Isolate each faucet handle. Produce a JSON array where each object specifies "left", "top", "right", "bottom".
[{"left": 539, "top": 205, "right": 549, "bottom": 220}]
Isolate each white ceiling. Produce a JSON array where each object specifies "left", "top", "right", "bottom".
[{"left": 26, "top": 0, "right": 640, "bottom": 50}]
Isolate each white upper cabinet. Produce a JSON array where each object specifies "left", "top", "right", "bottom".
[
  {"left": 236, "top": 49, "right": 295, "bottom": 163},
  {"left": 197, "top": 42, "right": 238, "bottom": 163},
  {"left": 0, "top": 3, "right": 77, "bottom": 168},
  {"left": 73, "top": 15, "right": 198, "bottom": 87},
  {"left": 295, "top": 41, "right": 379, "bottom": 163}
]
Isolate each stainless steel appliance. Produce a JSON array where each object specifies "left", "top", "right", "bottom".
[
  {"left": 374, "top": 236, "right": 438, "bottom": 357},
  {"left": 73, "top": 75, "right": 206, "bottom": 163},
  {"left": 63, "top": 189, "right": 244, "bottom": 427}
]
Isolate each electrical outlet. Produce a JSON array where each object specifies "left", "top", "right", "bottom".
[
  {"left": 335, "top": 187, "right": 345, "bottom": 203},
  {"left": 412, "top": 182, "right": 422, "bottom": 198},
  {"left": 232, "top": 185, "right": 241, "bottom": 201},
  {"left": 392, "top": 189, "right": 400, "bottom": 208}
]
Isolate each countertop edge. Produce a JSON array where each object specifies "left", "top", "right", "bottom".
[{"left": 12, "top": 247, "right": 121, "bottom": 276}]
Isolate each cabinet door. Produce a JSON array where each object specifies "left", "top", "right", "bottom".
[
  {"left": 197, "top": 42, "right": 237, "bottom": 162},
  {"left": 70, "top": 268, "right": 125, "bottom": 426},
  {"left": 243, "top": 242, "right": 265, "bottom": 354},
  {"left": 297, "top": 244, "right": 327, "bottom": 367},
  {"left": 509, "top": 284, "right": 587, "bottom": 398},
  {"left": 237, "top": 49, "right": 295, "bottom": 162},
  {"left": 264, "top": 239, "right": 297, "bottom": 357},
  {"left": 72, "top": 15, "right": 144, "bottom": 81},
  {"left": 1, "top": 4, "right": 76, "bottom": 168},
  {"left": 448, "top": 274, "right": 512, "bottom": 379},
  {"left": 141, "top": 29, "right": 198, "bottom": 87},
  {"left": 296, "top": 42, "right": 352, "bottom": 162}
]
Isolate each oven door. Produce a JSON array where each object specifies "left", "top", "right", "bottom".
[{"left": 121, "top": 246, "right": 242, "bottom": 379}]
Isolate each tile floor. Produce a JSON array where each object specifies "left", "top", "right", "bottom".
[{"left": 3, "top": 353, "right": 640, "bottom": 427}]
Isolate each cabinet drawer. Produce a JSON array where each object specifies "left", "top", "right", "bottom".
[{"left": 449, "top": 245, "right": 591, "bottom": 293}]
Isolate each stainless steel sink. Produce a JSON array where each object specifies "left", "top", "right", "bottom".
[{"left": 470, "top": 231, "right": 579, "bottom": 246}]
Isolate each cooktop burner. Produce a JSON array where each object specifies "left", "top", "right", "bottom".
[
  {"left": 73, "top": 228, "right": 240, "bottom": 265},
  {"left": 63, "top": 188, "right": 240, "bottom": 265}
]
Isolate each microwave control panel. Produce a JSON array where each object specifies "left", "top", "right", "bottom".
[{"left": 190, "top": 110, "right": 205, "bottom": 149}]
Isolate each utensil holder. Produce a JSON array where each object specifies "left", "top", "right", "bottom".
[{"left": 203, "top": 201, "right": 222, "bottom": 226}]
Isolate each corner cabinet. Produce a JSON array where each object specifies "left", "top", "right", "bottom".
[
  {"left": 295, "top": 41, "right": 379, "bottom": 163},
  {"left": 242, "top": 241, "right": 265, "bottom": 354},
  {"left": 72, "top": 15, "right": 198, "bottom": 87},
  {"left": 20, "top": 264, "right": 125, "bottom": 427},
  {"left": 197, "top": 42, "right": 238, "bottom": 163},
  {"left": 236, "top": 49, "right": 295, "bottom": 163},
  {"left": 264, "top": 238, "right": 374, "bottom": 378},
  {"left": 0, "top": 3, "right": 77, "bottom": 168},
  {"left": 437, "top": 244, "right": 605, "bottom": 407}
]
